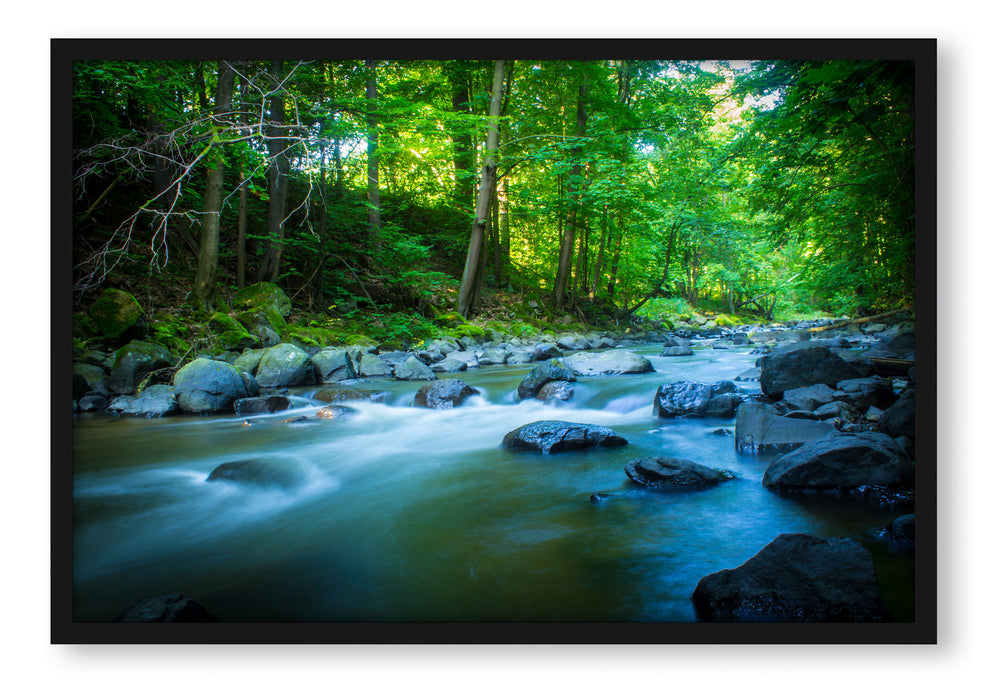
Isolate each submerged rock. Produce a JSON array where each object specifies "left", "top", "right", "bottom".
[
  {"left": 624, "top": 456, "right": 734, "bottom": 490},
  {"left": 312, "top": 387, "right": 388, "bottom": 404},
  {"left": 233, "top": 395, "right": 291, "bottom": 414},
  {"left": 501, "top": 420, "right": 628, "bottom": 454},
  {"left": 315, "top": 404, "right": 356, "bottom": 421},
  {"left": 562, "top": 349, "right": 654, "bottom": 376},
  {"left": 206, "top": 456, "right": 305, "bottom": 488},
  {"left": 691, "top": 533, "right": 890, "bottom": 622},
  {"left": 536, "top": 380, "right": 574, "bottom": 403},
  {"left": 413, "top": 379, "right": 480, "bottom": 409},
  {"left": 734, "top": 402, "right": 836, "bottom": 452},
  {"left": 115, "top": 593, "right": 218, "bottom": 623},
  {"left": 762, "top": 431, "right": 914, "bottom": 493}
]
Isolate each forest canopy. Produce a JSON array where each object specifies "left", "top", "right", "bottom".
[{"left": 68, "top": 53, "right": 918, "bottom": 349}]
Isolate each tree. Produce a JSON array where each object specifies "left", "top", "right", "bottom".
[
  {"left": 456, "top": 60, "right": 507, "bottom": 318},
  {"left": 258, "top": 60, "right": 290, "bottom": 283}
]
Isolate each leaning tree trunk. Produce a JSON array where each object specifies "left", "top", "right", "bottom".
[
  {"left": 456, "top": 60, "right": 507, "bottom": 319},
  {"left": 366, "top": 59, "right": 381, "bottom": 251},
  {"left": 258, "top": 60, "right": 288, "bottom": 283},
  {"left": 551, "top": 77, "right": 588, "bottom": 311},
  {"left": 193, "top": 60, "right": 236, "bottom": 308}
]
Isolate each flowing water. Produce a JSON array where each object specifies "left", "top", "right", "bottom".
[{"left": 71, "top": 344, "right": 914, "bottom": 622}]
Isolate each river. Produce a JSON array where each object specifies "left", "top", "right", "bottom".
[{"left": 71, "top": 343, "right": 914, "bottom": 622}]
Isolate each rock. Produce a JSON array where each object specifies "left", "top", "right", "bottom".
[
  {"left": 478, "top": 347, "right": 509, "bottom": 366},
  {"left": 231, "top": 348, "right": 267, "bottom": 375},
  {"left": 356, "top": 353, "right": 392, "bottom": 378},
  {"left": 207, "top": 456, "right": 305, "bottom": 488},
  {"left": 89, "top": 288, "right": 148, "bottom": 343},
  {"left": 315, "top": 405, "right": 356, "bottom": 421},
  {"left": 413, "top": 379, "right": 480, "bottom": 409},
  {"left": 557, "top": 334, "right": 591, "bottom": 350},
  {"left": 865, "top": 406, "right": 885, "bottom": 422},
  {"left": 115, "top": 593, "right": 218, "bottom": 623},
  {"left": 661, "top": 346, "right": 694, "bottom": 357},
  {"left": 812, "top": 400, "right": 858, "bottom": 422},
  {"left": 173, "top": 357, "right": 255, "bottom": 414},
  {"left": 732, "top": 332, "right": 751, "bottom": 346},
  {"left": 758, "top": 341, "right": 864, "bottom": 398},
  {"left": 432, "top": 356, "right": 468, "bottom": 373},
  {"left": 517, "top": 359, "right": 577, "bottom": 400},
  {"left": 73, "top": 363, "right": 110, "bottom": 400},
  {"left": 310, "top": 348, "right": 356, "bottom": 383},
  {"left": 762, "top": 431, "right": 914, "bottom": 492},
  {"left": 109, "top": 384, "right": 179, "bottom": 417},
  {"left": 501, "top": 420, "right": 628, "bottom": 454},
  {"left": 233, "top": 395, "right": 291, "bottom": 414},
  {"left": 109, "top": 340, "right": 175, "bottom": 395},
  {"left": 833, "top": 376, "right": 897, "bottom": 411},
  {"left": 255, "top": 343, "right": 316, "bottom": 387},
  {"left": 881, "top": 513, "right": 915, "bottom": 543},
  {"left": 878, "top": 392, "right": 915, "bottom": 440},
  {"left": 624, "top": 456, "right": 734, "bottom": 490},
  {"left": 505, "top": 351, "right": 534, "bottom": 364},
  {"left": 691, "top": 534, "right": 890, "bottom": 622},
  {"left": 312, "top": 387, "right": 388, "bottom": 404},
  {"left": 536, "top": 380, "right": 574, "bottom": 402},
  {"left": 394, "top": 355, "right": 437, "bottom": 381},
  {"left": 232, "top": 281, "right": 291, "bottom": 318},
  {"left": 734, "top": 402, "right": 836, "bottom": 452},
  {"left": 733, "top": 367, "right": 762, "bottom": 382},
  {"left": 445, "top": 350, "right": 480, "bottom": 369},
  {"left": 77, "top": 393, "right": 109, "bottom": 412},
  {"left": 531, "top": 343, "right": 563, "bottom": 361},
  {"left": 780, "top": 383, "right": 837, "bottom": 412},
  {"left": 654, "top": 380, "right": 738, "bottom": 418},
  {"left": 871, "top": 328, "right": 915, "bottom": 360},
  {"left": 664, "top": 336, "right": 692, "bottom": 348},
  {"left": 562, "top": 349, "right": 655, "bottom": 376}
]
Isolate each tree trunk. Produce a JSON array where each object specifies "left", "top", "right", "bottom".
[
  {"left": 591, "top": 206, "right": 610, "bottom": 298},
  {"left": 499, "top": 176, "right": 511, "bottom": 285},
  {"left": 366, "top": 59, "right": 381, "bottom": 250},
  {"left": 607, "top": 217, "right": 623, "bottom": 299},
  {"left": 192, "top": 61, "right": 235, "bottom": 308},
  {"left": 259, "top": 60, "right": 288, "bottom": 283},
  {"left": 491, "top": 182, "right": 501, "bottom": 288},
  {"left": 551, "top": 77, "right": 589, "bottom": 310},
  {"left": 456, "top": 59, "right": 506, "bottom": 319},
  {"left": 445, "top": 61, "right": 475, "bottom": 213}
]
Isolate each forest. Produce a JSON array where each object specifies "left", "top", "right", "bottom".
[{"left": 69, "top": 55, "right": 916, "bottom": 351}]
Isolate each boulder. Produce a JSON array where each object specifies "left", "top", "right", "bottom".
[
  {"left": 206, "top": 456, "right": 305, "bottom": 488},
  {"left": 517, "top": 359, "right": 577, "bottom": 400},
  {"left": 254, "top": 343, "right": 316, "bottom": 387},
  {"left": 871, "top": 328, "right": 915, "bottom": 360},
  {"left": 536, "top": 380, "right": 574, "bottom": 403},
  {"left": 312, "top": 387, "right": 388, "bottom": 404},
  {"left": 310, "top": 348, "right": 356, "bottom": 383},
  {"left": 505, "top": 351, "right": 534, "bottom": 364},
  {"left": 173, "top": 357, "right": 255, "bottom": 414},
  {"left": 661, "top": 346, "right": 694, "bottom": 357},
  {"left": 233, "top": 395, "right": 291, "bottom": 414},
  {"left": 109, "top": 384, "right": 179, "bottom": 417},
  {"left": 89, "top": 287, "right": 148, "bottom": 343},
  {"left": 881, "top": 513, "right": 915, "bottom": 543},
  {"left": 691, "top": 534, "right": 890, "bottom": 622},
  {"left": 357, "top": 353, "right": 392, "bottom": 378},
  {"left": 115, "top": 593, "right": 218, "bottom": 623},
  {"left": 762, "top": 431, "right": 914, "bottom": 492},
  {"left": 232, "top": 281, "right": 291, "bottom": 318},
  {"left": 231, "top": 348, "right": 267, "bottom": 375},
  {"left": 531, "top": 343, "right": 563, "bottom": 361},
  {"left": 557, "top": 334, "right": 591, "bottom": 351},
  {"left": 432, "top": 356, "right": 468, "bottom": 373},
  {"left": 758, "top": 341, "right": 863, "bottom": 398},
  {"left": 413, "top": 379, "right": 480, "bottom": 409},
  {"left": 780, "top": 383, "right": 837, "bottom": 413},
  {"left": 833, "top": 376, "right": 897, "bottom": 411},
  {"left": 501, "top": 420, "right": 628, "bottom": 454},
  {"left": 624, "top": 456, "right": 734, "bottom": 490},
  {"left": 77, "top": 394, "right": 109, "bottom": 412},
  {"left": 109, "top": 340, "right": 175, "bottom": 395},
  {"left": 878, "top": 392, "right": 915, "bottom": 440},
  {"left": 478, "top": 347, "right": 509, "bottom": 366},
  {"left": 734, "top": 402, "right": 836, "bottom": 452},
  {"left": 73, "top": 363, "right": 110, "bottom": 400},
  {"left": 393, "top": 355, "right": 437, "bottom": 381},
  {"left": 812, "top": 400, "right": 858, "bottom": 422},
  {"left": 445, "top": 350, "right": 480, "bottom": 369},
  {"left": 654, "top": 380, "right": 738, "bottom": 418},
  {"left": 562, "top": 349, "right": 655, "bottom": 376}
]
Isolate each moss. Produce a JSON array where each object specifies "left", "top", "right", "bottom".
[
  {"left": 89, "top": 288, "right": 147, "bottom": 341},
  {"left": 435, "top": 311, "right": 467, "bottom": 328},
  {"left": 344, "top": 334, "right": 378, "bottom": 348},
  {"left": 208, "top": 311, "right": 248, "bottom": 334},
  {"left": 452, "top": 324, "right": 485, "bottom": 338},
  {"left": 232, "top": 282, "right": 292, "bottom": 317},
  {"left": 220, "top": 329, "right": 258, "bottom": 351}
]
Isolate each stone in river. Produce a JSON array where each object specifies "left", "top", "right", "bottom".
[
  {"left": 624, "top": 456, "right": 734, "bottom": 490},
  {"left": 501, "top": 420, "right": 627, "bottom": 454}
]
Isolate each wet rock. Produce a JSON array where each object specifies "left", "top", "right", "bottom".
[
  {"left": 654, "top": 380, "right": 739, "bottom": 418},
  {"left": 206, "top": 456, "right": 305, "bottom": 488},
  {"left": 536, "top": 380, "right": 574, "bottom": 403},
  {"left": 780, "top": 383, "right": 837, "bottom": 413},
  {"left": 393, "top": 355, "right": 437, "bottom": 381},
  {"left": 734, "top": 402, "right": 836, "bottom": 452},
  {"left": 413, "top": 379, "right": 480, "bottom": 409},
  {"left": 812, "top": 400, "right": 858, "bottom": 422},
  {"left": 233, "top": 395, "right": 291, "bottom": 414},
  {"left": 501, "top": 420, "right": 628, "bottom": 454},
  {"left": 431, "top": 356, "right": 469, "bottom": 373},
  {"left": 478, "top": 347, "right": 509, "bottom": 366},
  {"left": 562, "top": 349, "right": 654, "bottom": 376},
  {"left": 506, "top": 351, "right": 535, "bottom": 364},
  {"left": 315, "top": 404, "right": 356, "bottom": 421},
  {"left": 557, "top": 334, "right": 591, "bottom": 351},
  {"left": 254, "top": 343, "right": 316, "bottom": 387},
  {"left": 733, "top": 367, "right": 762, "bottom": 382},
  {"left": 878, "top": 390, "right": 915, "bottom": 440},
  {"left": 310, "top": 348, "right": 356, "bottom": 383},
  {"left": 173, "top": 357, "right": 255, "bottom": 414},
  {"left": 312, "top": 387, "right": 388, "bottom": 404},
  {"left": 517, "top": 359, "right": 577, "bottom": 400},
  {"left": 880, "top": 513, "right": 915, "bottom": 543},
  {"left": 691, "top": 533, "right": 890, "bottom": 622},
  {"left": 833, "top": 376, "right": 897, "bottom": 411},
  {"left": 624, "top": 456, "right": 734, "bottom": 490},
  {"left": 531, "top": 343, "right": 564, "bottom": 361},
  {"left": 661, "top": 346, "right": 694, "bottom": 357},
  {"left": 109, "top": 340, "right": 175, "bottom": 395},
  {"left": 762, "top": 431, "right": 913, "bottom": 492},
  {"left": 758, "top": 341, "right": 864, "bottom": 398},
  {"left": 77, "top": 393, "right": 109, "bottom": 412},
  {"left": 870, "top": 328, "right": 915, "bottom": 361},
  {"left": 109, "top": 384, "right": 179, "bottom": 417},
  {"left": 115, "top": 593, "right": 218, "bottom": 623}
]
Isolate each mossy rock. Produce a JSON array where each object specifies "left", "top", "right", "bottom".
[
  {"left": 344, "top": 334, "right": 378, "bottom": 348},
  {"left": 208, "top": 311, "right": 248, "bottom": 334},
  {"left": 234, "top": 308, "right": 286, "bottom": 335},
  {"left": 233, "top": 282, "right": 291, "bottom": 318},
  {"left": 89, "top": 288, "right": 148, "bottom": 343},
  {"left": 452, "top": 324, "right": 485, "bottom": 339},
  {"left": 220, "top": 329, "right": 259, "bottom": 351},
  {"left": 435, "top": 311, "right": 467, "bottom": 329},
  {"left": 282, "top": 323, "right": 336, "bottom": 350},
  {"left": 510, "top": 321, "right": 540, "bottom": 337}
]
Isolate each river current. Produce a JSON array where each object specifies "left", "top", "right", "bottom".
[{"left": 71, "top": 343, "right": 914, "bottom": 622}]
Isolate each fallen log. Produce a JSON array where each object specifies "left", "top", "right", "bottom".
[{"left": 808, "top": 308, "right": 912, "bottom": 333}]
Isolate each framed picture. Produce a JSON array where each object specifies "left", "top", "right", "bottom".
[{"left": 53, "top": 37, "right": 935, "bottom": 644}]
